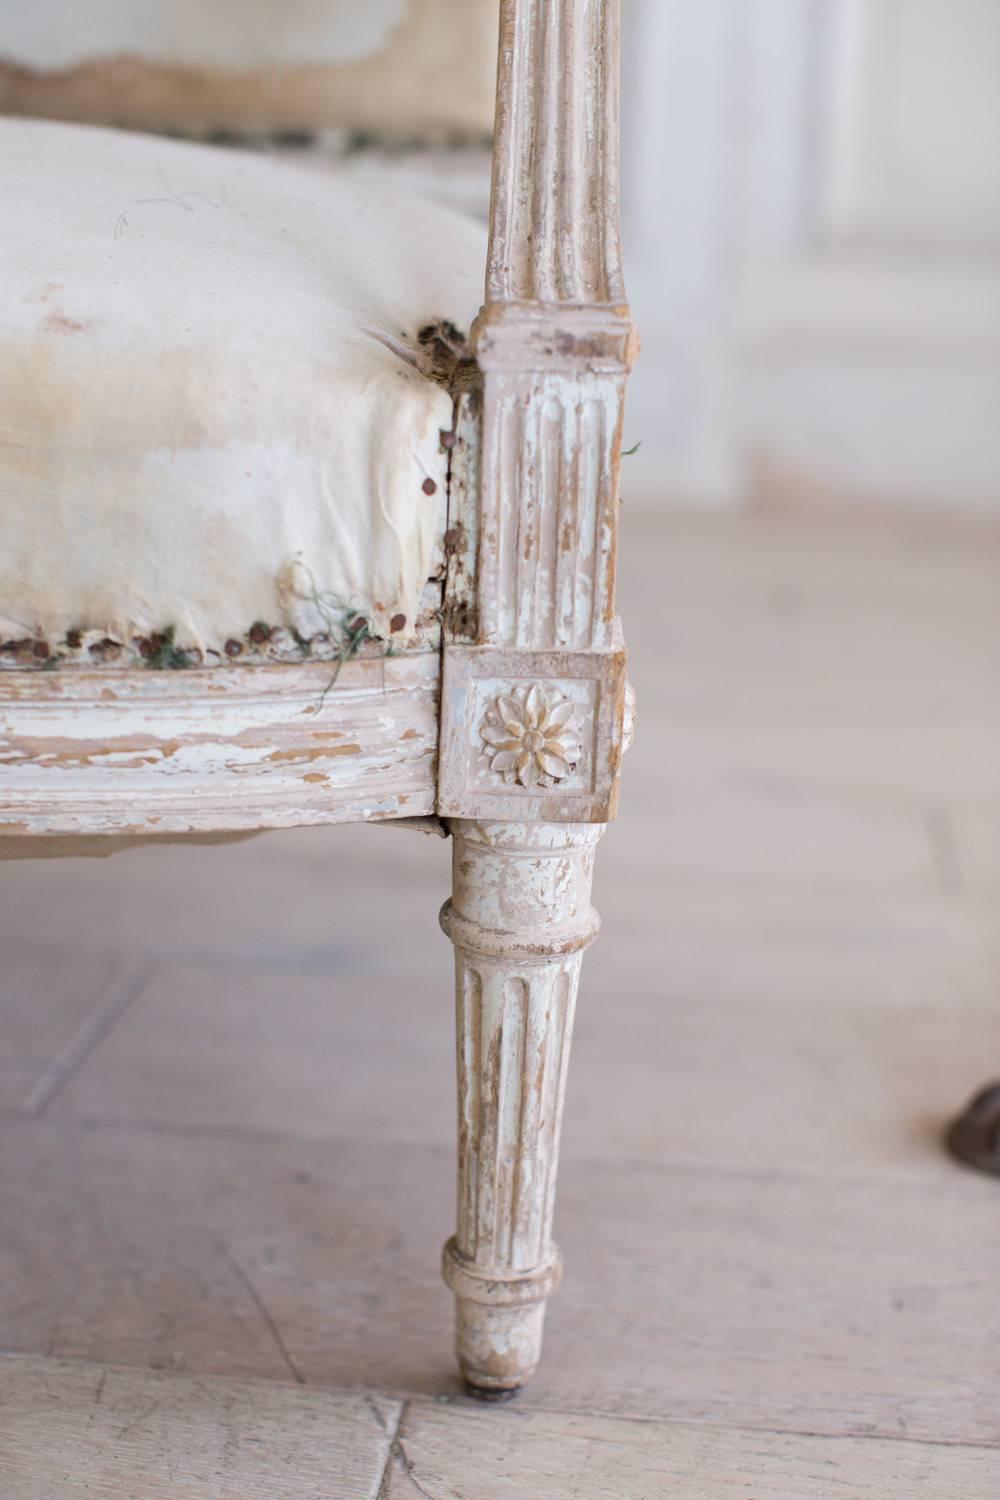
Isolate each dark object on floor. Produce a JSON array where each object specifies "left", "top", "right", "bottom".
[
  {"left": 946, "top": 1082, "right": 1000, "bottom": 1175},
  {"left": 464, "top": 1383, "right": 519, "bottom": 1404}
]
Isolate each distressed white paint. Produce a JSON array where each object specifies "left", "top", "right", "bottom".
[
  {"left": 436, "top": 0, "right": 633, "bottom": 1391},
  {"left": 439, "top": 0, "right": 634, "bottom": 825},
  {"left": 440, "top": 819, "right": 603, "bottom": 1393},
  {"left": 438, "top": 637, "right": 627, "bottom": 823},
  {"left": 0, "top": 1, "right": 406, "bottom": 71},
  {"left": 0, "top": 655, "right": 439, "bottom": 837}
]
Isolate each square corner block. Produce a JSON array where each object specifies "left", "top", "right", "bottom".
[{"left": 437, "top": 644, "right": 627, "bottom": 823}]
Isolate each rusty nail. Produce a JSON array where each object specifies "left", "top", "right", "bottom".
[
  {"left": 422, "top": 477, "right": 438, "bottom": 496},
  {"left": 65, "top": 629, "right": 83, "bottom": 649},
  {"left": 440, "top": 428, "right": 458, "bottom": 450},
  {"left": 225, "top": 638, "right": 243, "bottom": 657},
  {"left": 32, "top": 640, "right": 50, "bottom": 660},
  {"left": 390, "top": 614, "right": 407, "bottom": 633},
  {"left": 248, "top": 621, "right": 271, "bottom": 645}
]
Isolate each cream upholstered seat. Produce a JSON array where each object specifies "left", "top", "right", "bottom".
[{"left": 0, "top": 118, "right": 483, "bottom": 657}]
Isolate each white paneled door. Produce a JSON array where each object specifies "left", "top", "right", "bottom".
[{"left": 622, "top": 0, "right": 1000, "bottom": 509}]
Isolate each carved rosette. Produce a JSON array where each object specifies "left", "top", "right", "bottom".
[{"left": 480, "top": 684, "right": 582, "bottom": 789}]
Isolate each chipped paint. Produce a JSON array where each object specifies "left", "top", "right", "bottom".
[
  {"left": 440, "top": 820, "right": 604, "bottom": 1394},
  {"left": 0, "top": 654, "right": 438, "bottom": 838},
  {"left": 433, "top": 0, "right": 635, "bottom": 1398}
]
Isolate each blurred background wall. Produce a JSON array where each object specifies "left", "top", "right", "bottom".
[
  {"left": 0, "top": 0, "right": 498, "bottom": 138},
  {"left": 621, "top": 0, "right": 1000, "bottom": 512}
]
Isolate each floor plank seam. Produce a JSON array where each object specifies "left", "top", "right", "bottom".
[
  {"left": 17, "top": 955, "right": 159, "bottom": 1118},
  {"left": 375, "top": 1399, "right": 409, "bottom": 1500},
  {"left": 922, "top": 803, "right": 967, "bottom": 895},
  {"left": 13, "top": 1110, "right": 984, "bottom": 1201},
  {"left": 221, "top": 1246, "right": 307, "bottom": 1387},
  {"left": 414, "top": 1400, "right": 1000, "bottom": 1455},
  {"left": 3, "top": 1351, "right": 996, "bottom": 1458}
]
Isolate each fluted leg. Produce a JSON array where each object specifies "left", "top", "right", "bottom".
[{"left": 439, "top": 819, "right": 603, "bottom": 1397}]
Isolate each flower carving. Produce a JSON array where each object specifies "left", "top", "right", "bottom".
[{"left": 480, "top": 684, "right": 582, "bottom": 789}]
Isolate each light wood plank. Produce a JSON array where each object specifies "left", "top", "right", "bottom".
[
  {"left": 41, "top": 934, "right": 998, "bottom": 1185},
  {"left": 0, "top": 1117, "right": 454, "bottom": 1394},
  {"left": 3, "top": 1116, "right": 1000, "bottom": 1444},
  {"left": 0, "top": 820, "right": 451, "bottom": 979},
  {"left": 48, "top": 961, "right": 455, "bottom": 1149},
  {"left": 387, "top": 1399, "right": 1000, "bottom": 1499},
  {"left": 0, "top": 1119, "right": 304, "bottom": 1383},
  {"left": 615, "top": 511, "right": 1000, "bottom": 809},
  {"left": 0, "top": 1355, "right": 399, "bottom": 1500}
]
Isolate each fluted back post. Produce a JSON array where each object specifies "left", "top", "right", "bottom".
[
  {"left": 486, "top": 0, "right": 626, "bottom": 308},
  {"left": 469, "top": 0, "right": 635, "bottom": 658},
  {"left": 438, "top": 0, "right": 634, "bottom": 824}
]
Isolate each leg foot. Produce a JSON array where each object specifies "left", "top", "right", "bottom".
[
  {"left": 440, "top": 820, "right": 603, "bottom": 1392},
  {"left": 463, "top": 1382, "right": 521, "bottom": 1403}
]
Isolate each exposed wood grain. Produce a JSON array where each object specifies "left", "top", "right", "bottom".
[
  {"left": 0, "top": 1354, "right": 399, "bottom": 1500},
  {"left": 0, "top": 655, "right": 439, "bottom": 838}
]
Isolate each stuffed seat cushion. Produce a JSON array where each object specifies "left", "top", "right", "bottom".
[{"left": 0, "top": 119, "right": 483, "bottom": 660}]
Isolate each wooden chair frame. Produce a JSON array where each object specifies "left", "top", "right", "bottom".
[{"left": 0, "top": 0, "right": 635, "bottom": 1398}]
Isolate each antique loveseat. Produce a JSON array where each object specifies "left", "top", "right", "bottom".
[{"left": 0, "top": 0, "right": 636, "bottom": 1397}]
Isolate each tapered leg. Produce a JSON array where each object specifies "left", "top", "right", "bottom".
[{"left": 439, "top": 819, "right": 604, "bottom": 1397}]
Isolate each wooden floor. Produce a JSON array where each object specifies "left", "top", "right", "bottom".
[{"left": 2, "top": 509, "right": 1000, "bottom": 1497}]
